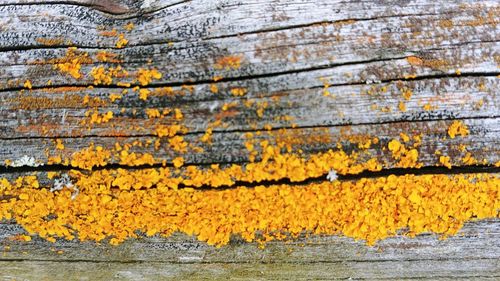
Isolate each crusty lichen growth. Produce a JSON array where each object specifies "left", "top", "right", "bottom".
[
  {"left": 0, "top": 173, "right": 497, "bottom": 246},
  {"left": 448, "top": 120, "right": 469, "bottom": 139}
]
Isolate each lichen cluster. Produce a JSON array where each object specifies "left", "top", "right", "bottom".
[
  {"left": 0, "top": 173, "right": 497, "bottom": 246},
  {"left": 2, "top": 27, "right": 498, "bottom": 248}
]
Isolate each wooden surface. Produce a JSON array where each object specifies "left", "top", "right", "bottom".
[{"left": 0, "top": 0, "right": 499, "bottom": 280}]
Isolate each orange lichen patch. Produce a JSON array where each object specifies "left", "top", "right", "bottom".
[
  {"left": 407, "top": 56, "right": 423, "bottom": 66},
  {"left": 43, "top": 86, "right": 88, "bottom": 94},
  {"left": 146, "top": 109, "right": 161, "bottom": 118},
  {"left": 155, "top": 125, "right": 182, "bottom": 138},
  {"left": 138, "top": 88, "right": 150, "bottom": 100},
  {"left": 230, "top": 87, "right": 247, "bottom": 97},
  {"left": 462, "top": 153, "right": 478, "bottom": 165},
  {"left": 172, "top": 157, "right": 184, "bottom": 168},
  {"left": 398, "top": 101, "right": 407, "bottom": 112},
  {"left": 35, "top": 37, "right": 65, "bottom": 46},
  {"left": 422, "top": 103, "right": 436, "bottom": 111},
  {"left": 91, "top": 66, "right": 128, "bottom": 85},
  {"left": 181, "top": 85, "right": 195, "bottom": 93},
  {"left": 82, "top": 95, "right": 107, "bottom": 107},
  {"left": 401, "top": 87, "right": 413, "bottom": 100},
  {"left": 174, "top": 108, "right": 183, "bottom": 120},
  {"left": 115, "top": 34, "right": 128, "bottom": 48},
  {"left": 109, "top": 93, "right": 123, "bottom": 102},
  {"left": 0, "top": 173, "right": 497, "bottom": 246},
  {"left": 215, "top": 56, "right": 242, "bottom": 70},
  {"left": 123, "top": 22, "right": 135, "bottom": 31},
  {"left": 95, "top": 51, "right": 121, "bottom": 63},
  {"left": 209, "top": 83, "right": 218, "bottom": 93},
  {"left": 388, "top": 139, "right": 421, "bottom": 168},
  {"left": 55, "top": 139, "right": 65, "bottom": 150},
  {"left": 42, "top": 47, "right": 92, "bottom": 79},
  {"left": 23, "top": 80, "right": 32, "bottom": 89},
  {"left": 439, "top": 156, "right": 452, "bottom": 169},
  {"left": 438, "top": 19, "right": 454, "bottom": 28},
  {"left": 70, "top": 144, "right": 111, "bottom": 170},
  {"left": 82, "top": 109, "right": 114, "bottom": 125},
  {"left": 151, "top": 87, "right": 176, "bottom": 97},
  {"left": 119, "top": 150, "right": 155, "bottom": 166},
  {"left": 200, "top": 127, "right": 213, "bottom": 143},
  {"left": 448, "top": 121, "right": 469, "bottom": 139},
  {"left": 168, "top": 136, "right": 188, "bottom": 153},
  {"left": 136, "top": 69, "right": 162, "bottom": 86},
  {"left": 99, "top": 28, "right": 118, "bottom": 37}
]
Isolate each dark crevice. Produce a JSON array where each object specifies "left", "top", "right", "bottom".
[
  {"left": 1, "top": 114, "right": 498, "bottom": 141},
  {"left": 0, "top": 160, "right": 498, "bottom": 191},
  {"left": 203, "top": 12, "right": 450, "bottom": 41},
  {"left": 0, "top": 9, "right": 465, "bottom": 54},
  {"left": 0, "top": 51, "right": 498, "bottom": 95},
  {"left": 0, "top": 257, "right": 497, "bottom": 265},
  {"left": 0, "top": 55, "right": 409, "bottom": 93}
]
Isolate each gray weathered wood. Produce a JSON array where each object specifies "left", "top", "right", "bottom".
[
  {"left": 0, "top": 220, "right": 498, "bottom": 280},
  {"left": 0, "top": 0, "right": 499, "bottom": 279}
]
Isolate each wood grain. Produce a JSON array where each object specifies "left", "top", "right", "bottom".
[{"left": 0, "top": 0, "right": 498, "bottom": 279}]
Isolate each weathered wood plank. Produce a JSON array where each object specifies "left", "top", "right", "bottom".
[
  {"left": 1, "top": 220, "right": 498, "bottom": 263},
  {"left": 1, "top": 75, "right": 498, "bottom": 139},
  {"left": 0, "top": 258, "right": 498, "bottom": 280},
  {"left": 0, "top": 118, "right": 498, "bottom": 176},
  {"left": 0, "top": 220, "right": 498, "bottom": 280},
  {"left": 0, "top": 0, "right": 498, "bottom": 279},
  {"left": 0, "top": 1, "right": 498, "bottom": 89}
]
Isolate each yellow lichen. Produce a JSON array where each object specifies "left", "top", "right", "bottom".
[
  {"left": 50, "top": 47, "right": 92, "bottom": 79},
  {"left": 172, "top": 156, "right": 184, "bottom": 168},
  {"left": 0, "top": 173, "right": 497, "bottom": 247},
  {"left": 230, "top": 87, "right": 247, "bottom": 97},
  {"left": 448, "top": 121, "right": 469, "bottom": 139},
  {"left": 24, "top": 80, "right": 32, "bottom": 89},
  {"left": 439, "top": 156, "right": 452, "bottom": 169},
  {"left": 115, "top": 34, "right": 128, "bottom": 48},
  {"left": 136, "top": 69, "right": 162, "bottom": 86},
  {"left": 70, "top": 144, "right": 111, "bottom": 170},
  {"left": 215, "top": 56, "right": 242, "bottom": 70}
]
